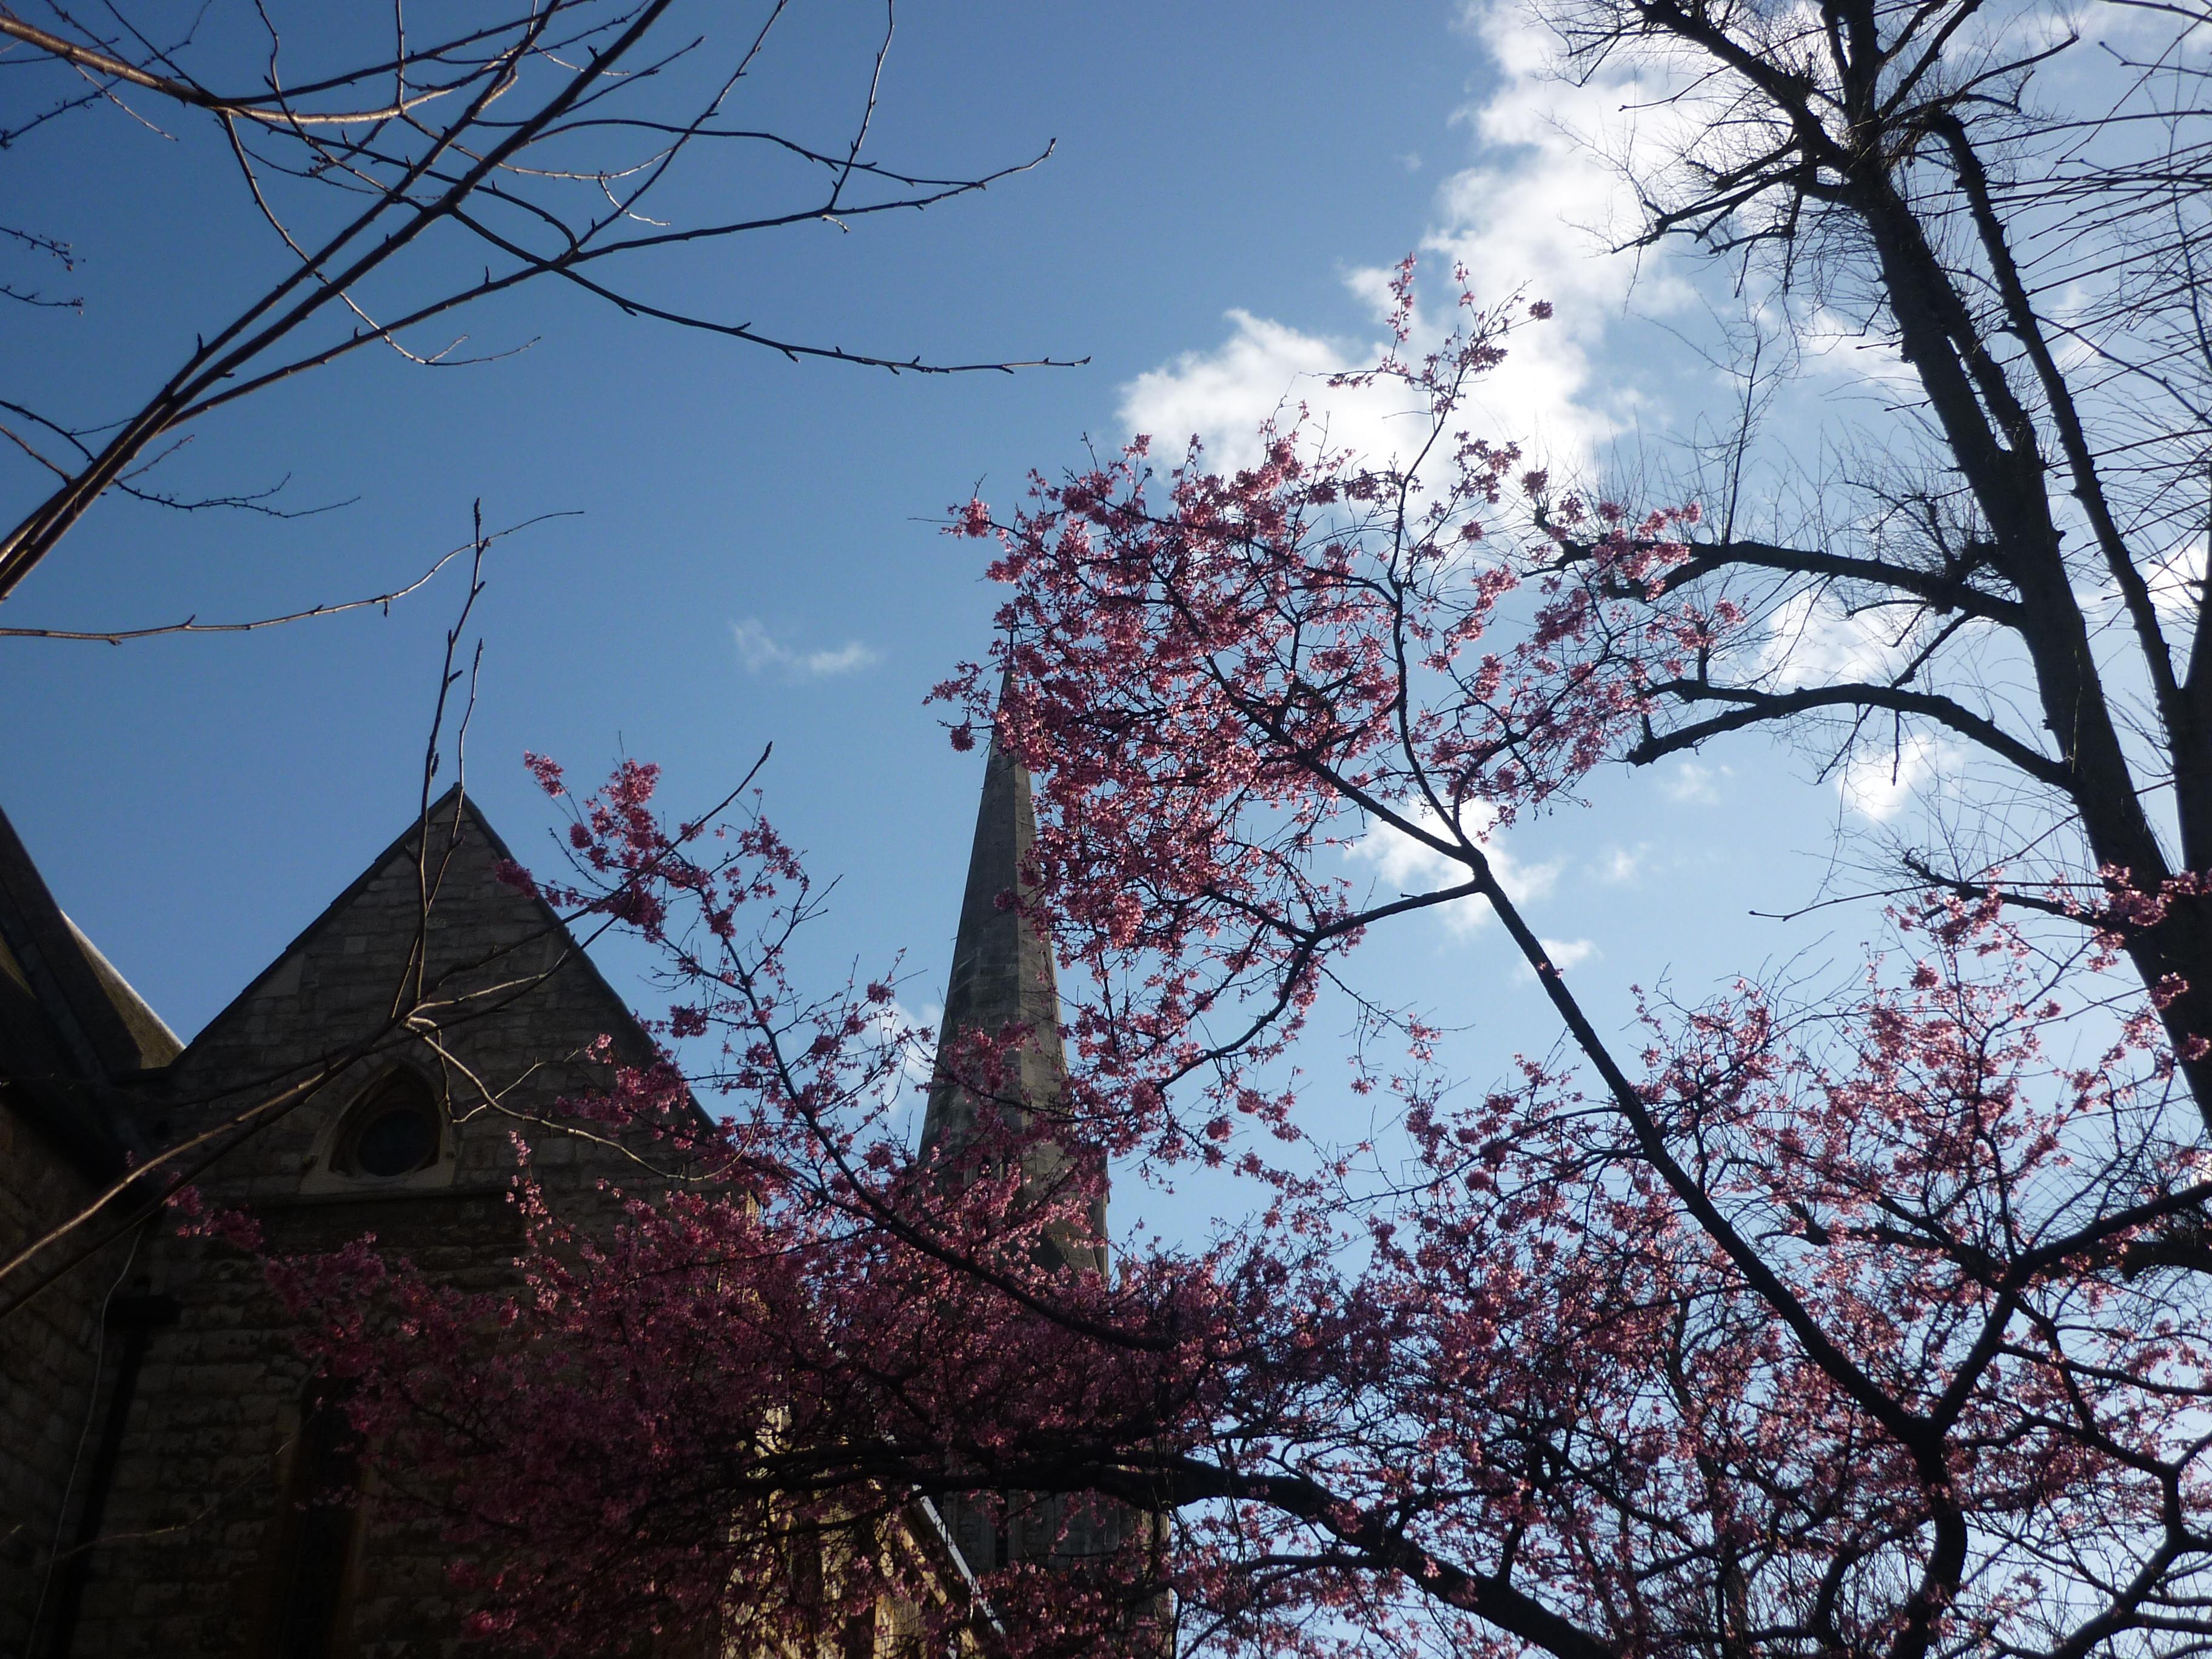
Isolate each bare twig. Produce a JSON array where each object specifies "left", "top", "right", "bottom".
[{"left": 0, "top": 511, "right": 572, "bottom": 643}]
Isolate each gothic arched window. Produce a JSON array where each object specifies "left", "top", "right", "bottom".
[{"left": 330, "top": 1068, "right": 442, "bottom": 1179}]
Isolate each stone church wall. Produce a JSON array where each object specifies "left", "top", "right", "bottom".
[
  {"left": 52, "top": 808, "right": 686, "bottom": 1658},
  {"left": 0, "top": 1104, "right": 137, "bottom": 1655},
  {"left": 7, "top": 763, "right": 1032, "bottom": 1658}
]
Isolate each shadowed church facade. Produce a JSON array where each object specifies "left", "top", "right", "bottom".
[{"left": 0, "top": 723, "right": 1122, "bottom": 1655}]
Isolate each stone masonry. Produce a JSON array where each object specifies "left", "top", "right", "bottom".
[
  {"left": 4, "top": 707, "right": 1125, "bottom": 1657},
  {"left": 4, "top": 791, "right": 696, "bottom": 1656}
]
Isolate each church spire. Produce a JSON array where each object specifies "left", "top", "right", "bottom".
[
  {"left": 919, "top": 679, "right": 1144, "bottom": 1593},
  {"left": 920, "top": 673, "right": 1104, "bottom": 1272}
]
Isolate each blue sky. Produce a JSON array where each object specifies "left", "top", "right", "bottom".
[{"left": 0, "top": 0, "right": 1914, "bottom": 1173}]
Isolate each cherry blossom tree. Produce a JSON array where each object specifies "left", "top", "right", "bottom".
[
  {"left": 225, "top": 2, "right": 2212, "bottom": 1643},
  {"left": 263, "top": 267, "right": 2212, "bottom": 1659}
]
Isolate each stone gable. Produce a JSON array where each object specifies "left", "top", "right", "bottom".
[
  {"left": 38, "top": 791, "right": 697, "bottom": 1658},
  {"left": 6, "top": 756, "right": 1045, "bottom": 1658}
]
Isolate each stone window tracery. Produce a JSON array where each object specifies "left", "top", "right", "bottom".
[
  {"left": 304, "top": 1065, "right": 454, "bottom": 1191},
  {"left": 333, "top": 1070, "right": 441, "bottom": 1178}
]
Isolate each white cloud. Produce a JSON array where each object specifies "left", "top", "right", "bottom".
[
  {"left": 1515, "top": 936, "right": 1599, "bottom": 980},
  {"left": 1420, "top": 2, "right": 1701, "bottom": 456},
  {"left": 1352, "top": 804, "right": 1466, "bottom": 892},
  {"left": 1661, "top": 760, "right": 1721, "bottom": 804},
  {"left": 1748, "top": 593, "right": 1956, "bottom": 822},
  {"left": 1597, "top": 843, "right": 1644, "bottom": 883},
  {"left": 2142, "top": 530, "right": 2207, "bottom": 625},
  {"left": 1798, "top": 307, "right": 1919, "bottom": 394},
  {"left": 1115, "top": 0, "right": 1704, "bottom": 501},
  {"left": 1756, "top": 589, "right": 1900, "bottom": 689},
  {"left": 868, "top": 996, "right": 940, "bottom": 1122},
  {"left": 1118, "top": 310, "right": 1431, "bottom": 475},
  {"left": 1837, "top": 731, "right": 1945, "bottom": 823},
  {"left": 1124, "top": 0, "right": 2005, "bottom": 521},
  {"left": 732, "top": 618, "right": 879, "bottom": 680},
  {"left": 1544, "top": 936, "right": 1597, "bottom": 970},
  {"left": 1346, "top": 798, "right": 1561, "bottom": 937}
]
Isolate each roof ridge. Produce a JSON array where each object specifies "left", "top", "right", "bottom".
[{"left": 0, "top": 799, "right": 173, "bottom": 1076}]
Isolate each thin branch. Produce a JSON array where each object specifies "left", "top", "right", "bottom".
[{"left": 0, "top": 511, "right": 571, "bottom": 643}]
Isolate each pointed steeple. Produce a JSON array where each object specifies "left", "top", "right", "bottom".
[
  {"left": 920, "top": 680, "right": 1143, "bottom": 1593},
  {"left": 920, "top": 674, "right": 1104, "bottom": 1272}
]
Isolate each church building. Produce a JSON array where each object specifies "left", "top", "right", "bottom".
[{"left": 0, "top": 722, "right": 1102, "bottom": 1655}]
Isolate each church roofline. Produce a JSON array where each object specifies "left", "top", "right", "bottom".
[
  {"left": 0, "top": 799, "right": 179, "bottom": 1080},
  {"left": 0, "top": 798, "right": 179, "bottom": 1179},
  {"left": 183, "top": 785, "right": 710, "bottom": 1133},
  {"left": 183, "top": 782, "right": 492, "bottom": 1050}
]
